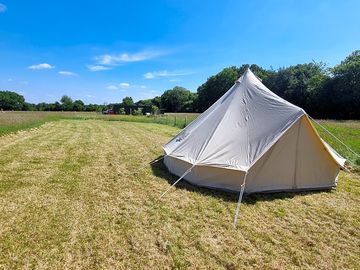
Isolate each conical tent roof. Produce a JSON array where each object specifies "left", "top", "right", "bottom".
[{"left": 163, "top": 68, "right": 307, "bottom": 171}]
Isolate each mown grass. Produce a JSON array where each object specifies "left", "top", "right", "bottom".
[{"left": 0, "top": 119, "right": 359, "bottom": 269}]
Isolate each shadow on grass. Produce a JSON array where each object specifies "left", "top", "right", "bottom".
[{"left": 149, "top": 156, "right": 332, "bottom": 205}]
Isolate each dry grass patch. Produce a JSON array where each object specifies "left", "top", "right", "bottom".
[{"left": 0, "top": 120, "right": 359, "bottom": 269}]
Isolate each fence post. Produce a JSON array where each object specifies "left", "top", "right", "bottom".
[
  {"left": 174, "top": 116, "right": 177, "bottom": 126},
  {"left": 185, "top": 116, "right": 187, "bottom": 127}
]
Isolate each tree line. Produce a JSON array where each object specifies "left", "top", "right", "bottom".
[
  {"left": 196, "top": 50, "right": 360, "bottom": 119},
  {"left": 1, "top": 50, "right": 359, "bottom": 119},
  {"left": 0, "top": 93, "right": 106, "bottom": 112},
  {"left": 117, "top": 50, "right": 360, "bottom": 119},
  {"left": 110, "top": 86, "right": 197, "bottom": 115}
]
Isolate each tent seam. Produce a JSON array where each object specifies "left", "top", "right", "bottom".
[
  {"left": 163, "top": 83, "right": 238, "bottom": 155},
  {"left": 247, "top": 112, "right": 305, "bottom": 170}
]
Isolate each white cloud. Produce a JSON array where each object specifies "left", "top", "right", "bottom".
[
  {"left": 144, "top": 72, "right": 155, "bottom": 79},
  {"left": 119, "top": 82, "right": 130, "bottom": 88},
  {"left": 107, "top": 85, "right": 118, "bottom": 90},
  {"left": 4, "top": 78, "right": 29, "bottom": 85},
  {"left": 169, "top": 78, "right": 182, "bottom": 82},
  {"left": 144, "top": 70, "right": 192, "bottom": 79},
  {"left": 87, "top": 65, "right": 112, "bottom": 71},
  {"left": 0, "top": 3, "right": 7, "bottom": 13},
  {"left": 96, "top": 50, "right": 164, "bottom": 65},
  {"left": 107, "top": 82, "right": 131, "bottom": 90},
  {"left": 58, "top": 71, "right": 77, "bottom": 76},
  {"left": 140, "top": 85, "right": 147, "bottom": 89},
  {"left": 28, "top": 63, "right": 54, "bottom": 70}
]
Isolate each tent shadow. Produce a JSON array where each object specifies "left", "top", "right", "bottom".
[{"left": 149, "top": 156, "right": 333, "bottom": 204}]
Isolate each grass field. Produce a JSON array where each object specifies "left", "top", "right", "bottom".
[
  {"left": 0, "top": 113, "right": 359, "bottom": 269},
  {"left": 314, "top": 120, "right": 360, "bottom": 168},
  {"left": 0, "top": 111, "right": 199, "bottom": 136}
]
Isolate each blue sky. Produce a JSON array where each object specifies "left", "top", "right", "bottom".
[{"left": 0, "top": 0, "right": 359, "bottom": 104}]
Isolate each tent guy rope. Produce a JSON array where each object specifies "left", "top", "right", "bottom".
[
  {"left": 159, "top": 165, "right": 195, "bottom": 199},
  {"left": 309, "top": 115, "right": 360, "bottom": 158},
  {"left": 122, "top": 155, "right": 165, "bottom": 179}
]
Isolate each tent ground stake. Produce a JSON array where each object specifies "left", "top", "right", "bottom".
[{"left": 233, "top": 184, "right": 245, "bottom": 228}]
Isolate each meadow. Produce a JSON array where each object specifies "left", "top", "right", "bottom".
[
  {"left": 0, "top": 111, "right": 199, "bottom": 136},
  {"left": 0, "top": 112, "right": 359, "bottom": 269}
]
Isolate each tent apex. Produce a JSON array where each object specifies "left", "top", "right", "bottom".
[{"left": 235, "top": 67, "right": 253, "bottom": 83}]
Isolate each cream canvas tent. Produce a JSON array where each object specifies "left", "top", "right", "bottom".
[{"left": 162, "top": 68, "right": 346, "bottom": 195}]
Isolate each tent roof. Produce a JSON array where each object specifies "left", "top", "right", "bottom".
[{"left": 163, "top": 69, "right": 336, "bottom": 171}]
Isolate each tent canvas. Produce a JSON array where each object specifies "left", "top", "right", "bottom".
[{"left": 162, "top": 68, "right": 345, "bottom": 194}]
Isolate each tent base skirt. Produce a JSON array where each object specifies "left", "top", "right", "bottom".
[{"left": 164, "top": 155, "right": 338, "bottom": 194}]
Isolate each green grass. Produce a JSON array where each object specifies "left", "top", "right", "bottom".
[
  {"left": 1, "top": 112, "right": 358, "bottom": 169},
  {"left": 0, "top": 111, "right": 199, "bottom": 136},
  {"left": 313, "top": 120, "right": 360, "bottom": 168},
  {"left": 0, "top": 118, "right": 359, "bottom": 269},
  {"left": 0, "top": 111, "right": 97, "bottom": 136}
]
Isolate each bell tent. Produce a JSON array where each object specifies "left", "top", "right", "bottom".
[{"left": 162, "top": 68, "right": 345, "bottom": 195}]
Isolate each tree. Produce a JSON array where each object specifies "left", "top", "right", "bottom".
[
  {"left": 265, "top": 63, "right": 329, "bottom": 115},
  {"left": 197, "top": 66, "right": 239, "bottom": 111},
  {"left": 132, "top": 108, "right": 143, "bottom": 115},
  {"left": 327, "top": 50, "right": 360, "bottom": 118},
  {"left": 53, "top": 102, "right": 62, "bottom": 111},
  {"left": 152, "top": 96, "right": 161, "bottom": 108},
  {"left": 160, "top": 86, "right": 194, "bottom": 112},
  {"left": 119, "top": 108, "right": 126, "bottom": 115},
  {"left": 122, "top": 96, "right": 134, "bottom": 106},
  {"left": 181, "top": 92, "right": 198, "bottom": 112},
  {"left": 136, "top": 99, "right": 153, "bottom": 107},
  {"left": 73, "top": 100, "right": 85, "bottom": 111},
  {"left": 0, "top": 91, "right": 25, "bottom": 110},
  {"left": 151, "top": 105, "right": 159, "bottom": 115},
  {"left": 196, "top": 65, "right": 276, "bottom": 112},
  {"left": 60, "top": 95, "right": 73, "bottom": 111},
  {"left": 238, "top": 64, "right": 275, "bottom": 82},
  {"left": 23, "top": 102, "right": 37, "bottom": 111}
]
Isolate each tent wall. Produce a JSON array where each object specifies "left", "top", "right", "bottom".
[
  {"left": 164, "top": 156, "right": 246, "bottom": 192},
  {"left": 246, "top": 116, "right": 340, "bottom": 193},
  {"left": 245, "top": 118, "right": 301, "bottom": 193},
  {"left": 294, "top": 116, "right": 340, "bottom": 189}
]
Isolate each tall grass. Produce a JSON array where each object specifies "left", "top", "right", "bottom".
[
  {"left": 101, "top": 114, "right": 199, "bottom": 128},
  {"left": 0, "top": 111, "right": 98, "bottom": 136},
  {"left": 0, "top": 112, "right": 199, "bottom": 136}
]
